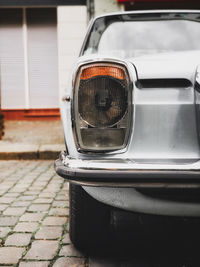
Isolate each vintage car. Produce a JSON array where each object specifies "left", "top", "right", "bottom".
[{"left": 55, "top": 10, "right": 200, "bottom": 251}]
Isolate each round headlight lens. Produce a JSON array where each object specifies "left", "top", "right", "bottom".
[
  {"left": 78, "top": 76, "right": 128, "bottom": 127},
  {"left": 74, "top": 63, "right": 131, "bottom": 152}
]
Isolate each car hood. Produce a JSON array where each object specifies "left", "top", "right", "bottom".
[
  {"left": 78, "top": 50, "right": 200, "bottom": 82},
  {"left": 128, "top": 50, "right": 200, "bottom": 81}
]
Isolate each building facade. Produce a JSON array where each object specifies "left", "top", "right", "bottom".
[
  {"left": 1, "top": 0, "right": 199, "bottom": 120},
  {"left": 92, "top": 0, "right": 200, "bottom": 17},
  {"left": 0, "top": 0, "right": 87, "bottom": 119}
]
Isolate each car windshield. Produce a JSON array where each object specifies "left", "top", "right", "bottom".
[{"left": 83, "top": 12, "right": 200, "bottom": 59}]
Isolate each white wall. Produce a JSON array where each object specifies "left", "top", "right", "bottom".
[
  {"left": 57, "top": 5, "right": 87, "bottom": 103},
  {"left": 94, "top": 0, "right": 124, "bottom": 17}
]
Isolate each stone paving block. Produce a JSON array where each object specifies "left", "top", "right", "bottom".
[
  {"left": 66, "top": 223, "right": 69, "bottom": 232},
  {"left": 5, "top": 233, "right": 32, "bottom": 246},
  {"left": 28, "top": 204, "right": 50, "bottom": 212},
  {"left": 33, "top": 198, "right": 53, "bottom": 204},
  {"left": 0, "top": 217, "right": 18, "bottom": 226},
  {"left": 14, "top": 222, "right": 38, "bottom": 233},
  {"left": 49, "top": 208, "right": 69, "bottom": 216},
  {"left": 43, "top": 216, "right": 67, "bottom": 226},
  {"left": 28, "top": 187, "right": 43, "bottom": 192},
  {"left": 62, "top": 233, "right": 70, "bottom": 244},
  {"left": 20, "top": 213, "right": 44, "bottom": 222},
  {"left": 32, "top": 182, "right": 47, "bottom": 187},
  {"left": 0, "top": 247, "right": 25, "bottom": 264},
  {"left": 59, "top": 244, "right": 84, "bottom": 257},
  {"left": 12, "top": 201, "right": 31, "bottom": 207},
  {"left": 0, "top": 204, "right": 9, "bottom": 211},
  {"left": 38, "top": 176, "right": 52, "bottom": 181},
  {"left": 19, "top": 196, "right": 36, "bottom": 201},
  {"left": 4, "top": 192, "right": 19, "bottom": 197},
  {"left": 0, "top": 197, "right": 15, "bottom": 204},
  {"left": 3, "top": 207, "right": 27, "bottom": 216},
  {"left": 53, "top": 257, "right": 85, "bottom": 267},
  {"left": 61, "top": 190, "right": 68, "bottom": 197},
  {"left": 55, "top": 194, "right": 67, "bottom": 201},
  {"left": 52, "top": 201, "right": 68, "bottom": 208},
  {"left": 63, "top": 183, "right": 69, "bottom": 190},
  {"left": 49, "top": 185, "right": 62, "bottom": 190},
  {"left": 0, "top": 191, "right": 7, "bottom": 196},
  {"left": 0, "top": 227, "right": 11, "bottom": 238},
  {"left": 19, "top": 261, "right": 50, "bottom": 267},
  {"left": 9, "top": 187, "right": 26, "bottom": 193},
  {"left": 24, "top": 191, "right": 39, "bottom": 196},
  {"left": 24, "top": 240, "right": 58, "bottom": 260},
  {"left": 15, "top": 185, "right": 30, "bottom": 190},
  {"left": 62, "top": 233, "right": 71, "bottom": 244},
  {"left": 39, "top": 192, "right": 56, "bottom": 198},
  {"left": 47, "top": 184, "right": 61, "bottom": 189},
  {"left": 35, "top": 226, "right": 62, "bottom": 240},
  {"left": 44, "top": 188, "right": 60, "bottom": 193},
  {"left": 1, "top": 181, "right": 16, "bottom": 186}
]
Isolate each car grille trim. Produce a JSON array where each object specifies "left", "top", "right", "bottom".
[{"left": 136, "top": 78, "right": 192, "bottom": 89}]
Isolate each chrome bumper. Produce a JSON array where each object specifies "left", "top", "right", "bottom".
[{"left": 54, "top": 151, "right": 200, "bottom": 188}]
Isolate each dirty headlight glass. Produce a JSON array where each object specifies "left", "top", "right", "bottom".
[{"left": 74, "top": 63, "right": 131, "bottom": 152}]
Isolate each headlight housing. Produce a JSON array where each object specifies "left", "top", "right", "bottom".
[{"left": 73, "top": 62, "right": 132, "bottom": 152}]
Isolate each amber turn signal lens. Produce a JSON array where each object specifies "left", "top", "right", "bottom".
[{"left": 80, "top": 66, "right": 125, "bottom": 80}]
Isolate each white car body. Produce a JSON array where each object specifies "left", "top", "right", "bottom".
[{"left": 55, "top": 10, "right": 200, "bottom": 217}]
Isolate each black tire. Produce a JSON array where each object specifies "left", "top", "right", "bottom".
[{"left": 69, "top": 183, "right": 111, "bottom": 253}]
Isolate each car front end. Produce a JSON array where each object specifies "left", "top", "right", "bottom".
[{"left": 55, "top": 10, "right": 200, "bottom": 251}]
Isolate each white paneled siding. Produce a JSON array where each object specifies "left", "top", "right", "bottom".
[
  {"left": 0, "top": 6, "right": 86, "bottom": 110},
  {"left": 27, "top": 8, "right": 59, "bottom": 108},
  {"left": 57, "top": 6, "right": 87, "bottom": 101},
  {"left": 0, "top": 9, "right": 25, "bottom": 109}
]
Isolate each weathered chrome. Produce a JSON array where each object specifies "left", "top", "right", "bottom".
[
  {"left": 69, "top": 57, "right": 135, "bottom": 155},
  {"left": 73, "top": 61, "right": 132, "bottom": 152},
  {"left": 61, "top": 153, "right": 200, "bottom": 171}
]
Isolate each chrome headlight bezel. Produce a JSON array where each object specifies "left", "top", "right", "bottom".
[{"left": 72, "top": 59, "right": 133, "bottom": 153}]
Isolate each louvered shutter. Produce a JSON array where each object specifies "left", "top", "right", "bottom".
[
  {"left": 27, "top": 8, "right": 59, "bottom": 108},
  {"left": 0, "top": 9, "right": 25, "bottom": 109}
]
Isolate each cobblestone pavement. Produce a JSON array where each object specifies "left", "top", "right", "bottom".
[
  {"left": 0, "top": 160, "right": 87, "bottom": 266},
  {"left": 1, "top": 161, "right": 195, "bottom": 267}
]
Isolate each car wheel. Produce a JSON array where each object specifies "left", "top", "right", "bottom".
[{"left": 69, "top": 183, "right": 111, "bottom": 253}]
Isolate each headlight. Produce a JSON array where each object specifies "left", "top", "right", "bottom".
[{"left": 74, "top": 62, "right": 131, "bottom": 152}]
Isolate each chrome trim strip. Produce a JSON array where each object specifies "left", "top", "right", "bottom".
[
  {"left": 54, "top": 152, "right": 200, "bottom": 188},
  {"left": 92, "top": 10, "right": 200, "bottom": 22}
]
